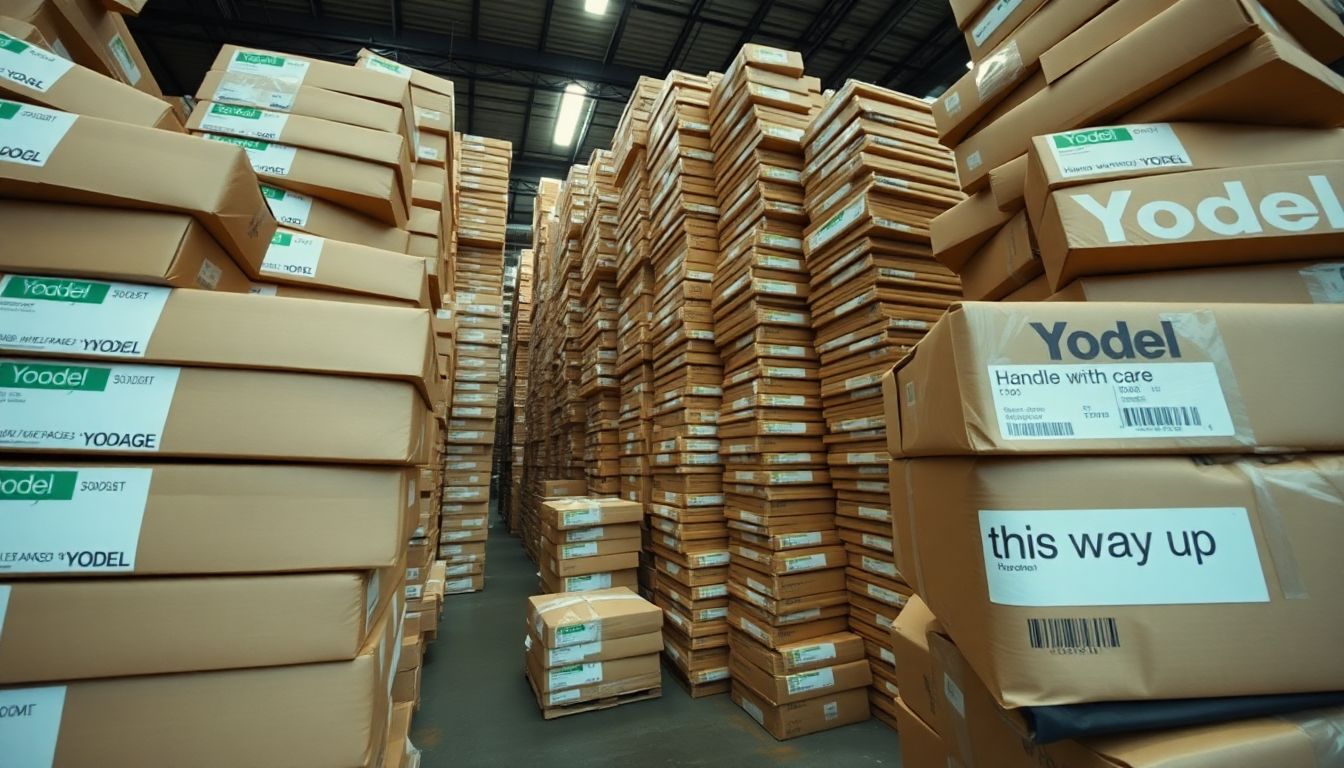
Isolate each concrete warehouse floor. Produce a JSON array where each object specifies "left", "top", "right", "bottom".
[{"left": 412, "top": 504, "right": 903, "bottom": 767}]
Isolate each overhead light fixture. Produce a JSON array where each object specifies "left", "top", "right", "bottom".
[
  {"left": 585, "top": 0, "right": 608, "bottom": 14},
  {"left": 965, "top": 60, "right": 974, "bottom": 70},
  {"left": 554, "top": 83, "right": 588, "bottom": 147}
]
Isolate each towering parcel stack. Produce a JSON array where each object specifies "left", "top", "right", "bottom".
[
  {"left": 644, "top": 72, "right": 734, "bottom": 697},
  {"left": 502, "top": 249, "right": 535, "bottom": 534},
  {"left": 707, "top": 45, "right": 872, "bottom": 738},
  {"left": 578, "top": 150, "right": 622, "bottom": 496},
  {"left": 799, "top": 81, "right": 962, "bottom": 726}
]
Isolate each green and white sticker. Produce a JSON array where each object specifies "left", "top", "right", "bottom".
[
  {"left": 553, "top": 621, "right": 599, "bottom": 647},
  {"left": 560, "top": 542, "right": 597, "bottom": 559},
  {"left": 260, "top": 230, "right": 323, "bottom": 279},
  {"left": 363, "top": 56, "right": 411, "bottom": 78},
  {"left": 1047, "top": 124, "right": 1191, "bottom": 180},
  {"left": 0, "top": 32, "right": 74, "bottom": 93},
  {"left": 204, "top": 133, "right": 297, "bottom": 176},
  {"left": 107, "top": 33, "right": 141, "bottom": 84},
  {"left": 785, "top": 667, "right": 835, "bottom": 695},
  {"left": 546, "top": 640, "right": 602, "bottom": 666},
  {"left": 227, "top": 50, "right": 310, "bottom": 81},
  {"left": 0, "top": 359, "right": 180, "bottom": 452},
  {"left": 198, "top": 102, "right": 290, "bottom": 141},
  {"left": 563, "top": 573, "right": 610, "bottom": 591},
  {"left": 0, "top": 467, "right": 152, "bottom": 574},
  {"left": 0, "top": 275, "right": 170, "bottom": 358},
  {"left": 260, "top": 184, "right": 313, "bottom": 227},
  {"left": 0, "top": 100, "right": 76, "bottom": 167},
  {"left": 548, "top": 662, "right": 603, "bottom": 690}
]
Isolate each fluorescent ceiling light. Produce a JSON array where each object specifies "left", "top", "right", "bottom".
[
  {"left": 585, "top": 0, "right": 608, "bottom": 14},
  {"left": 553, "top": 83, "right": 587, "bottom": 146}
]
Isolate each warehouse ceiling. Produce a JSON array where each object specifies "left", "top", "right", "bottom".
[{"left": 127, "top": 0, "right": 969, "bottom": 245}]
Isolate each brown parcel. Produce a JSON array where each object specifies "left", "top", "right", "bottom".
[
  {"left": 549, "top": 550, "right": 639, "bottom": 577},
  {"left": 729, "top": 655, "right": 872, "bottom": 706},
  {"left": 259, "top": 229, "right": 431, "bottom": 307},
  {"left": 1, "top": 595, "right": 401, "bottom": 768},
  {"left": 726, "top": 630, "right": 865, "bottom": 676},
  {"left": 931, "top": 630, "right": 1344, "bottom": 768},
  {"left": 0, "top": 461, "right": 413, "bottom": 576},
  {"left": 954, "top": 210, "right": 1039, "bottom": 301},
  {"left": 0, "top": 569, "right": 393, "bottom": 683},
  {"left": 541, "top": 497, "right": 644, "bottom": 529},
  {"left": 893, "top": 697, "right": 950, "bottom": 768},
  {"left": 930, "top": 188, "right": 1015, "bottom": 272},
  {"left": 249, "top": 282, "right": 420, "bottom": 308},
  {"left": 525, "top": 629, "right": 663, "bottom": 666},
  {"left": 0, "top": 358, "right": 429, "bottom": 463},
  {"left": 1049, "top": 260, "right": 1344, "bottom": 304},
  {"left": 196, "top": 69, "right": 404, "bottom": 136},
  {"left": 886, "top": 302, "right": 1344, "bottom": 457},
  {"left": 527, "top": 587, "right": 663, "bottom": 647},
  {"left": 0, "top": 100, "right": 275, "bottom": 274},
  {"left": 260, "top": 183, "right": 410, "bottom": 253},
  {"left": 731, "top": 681, "right": 870, "bottom": 741},
  {"left": 904, "top": 454, "right": 1344, "bottom": 707},
  {"left": 0, "top": 201, "right": 251, "bottom": 291},
  {"left": 356, "top": 48, "right": 455, "bottom": 101},
  {"left": 0, "top": 25, "right": 178, "bottom": 129},
  {"left": 888, "top": 594, "right": 943, "bottom": 729},
  {"left": 0, "top": 281, "right": 436, "bottom": 404},
  {"left": 524, "top": 652, "right": 661, "bottom": 707}
]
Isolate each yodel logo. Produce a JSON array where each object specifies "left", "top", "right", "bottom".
[
  {"left": 1071, "top": 175, "right": 1344, "bottom": 244},
  {"left": 0, "top": 362, "right": 111, "bottom": 391},
  {"left": 0, "top": 469, "right": 77, "bottom": 500},
  {"left": 237, "top": 51, "right": 286, "bottom": 67},
  {"left": 260, "top": 185, "right": 286, "bottom": 200},
  {"left": 210, "top": 102, "right": 264, "bottom": 119},
  {"left": 1030, "top": 320, "right": 1182, "bottom": 361},
  {"left": 1, "top": 276, "right": 109, "bottom": 303},
  {"left": 1053, "top": 127, "right": 1132, "bottom": 148}
]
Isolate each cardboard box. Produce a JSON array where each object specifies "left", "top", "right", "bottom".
[
  {"left": 525, "top": 650, "right": 661, "bottom": 708},
  {"left": 248, "top": 282, "right": 420, "bottom": 308},
  {"left": 726, "top": 630, "right": 865, "bottom": 676},
  {"left": 0, "top": 26, "right": 178, "bottom": 129},
  {"left": 541, "top": 497, "right": 643, "bottom": 528},
  {"left": 886, "top": 302, "right": 1344, "bottom": 456},
  {"left": 729, "top": 654, "right": 872, "bottom": 706},
  {"left": 905, "top": 454, "right": 1344, "bottom": 706},
  {"left": 0, "top": 596, "right": 401, "bottom": 768},
  {"left": 0, "top": 201, "right": 250, "bottom": 291},
  {"left": 955, "top": 211, "right": 1039, "bottom": 301},
  {"left": 1050, "top": 260, "right": 1344, "bottom": 303},
  {"left": 931, "top": 630, "right": 1344, "bottom": 768},
  {"left": 0, "top": 461, "right": 412, "bottom": 576},
  {"left": 542, "top": 569, "right": 639, "bottom": 594},
  {"left": 0, "top": 99, "right": 276, "bottom": 274},
  {"left": 527, "top": 587, "right": 662, "bottom": 647},
  {"left": 258, "top": 229, "right": 430, "bottom": 307},
  {"left": 893, "top": 696, "right": 950, "bottom": 767},
  {"left": 0, "top": 277, "right": 436, "bottom": 403},
  {"left": 260, "top": 183, "right": 410, "bottom": 253},
  {"left": 196, "top": 69, "right": 404, "bottom": 136},
  {"left": 0, "top": 358, "right": 429, "bottom": 463},
  {"left": 0, "top": 569, "right": 391, "bottom": 682},
  {"left": 930, "top": 189, "right": 1015, "bottom": 272},
  {"left": 889, "top": 595, "right": 942, "bottom": 728},
  {"left": 63, "top": 0, "right": 159, "bottom": 95},
  {"left": 731, "top": 681, "right": 870, "bottom": 741},
  {"left": 961, "top": 0, "right": 1050, "bottom": 62},
  {"left": 356, "top": 49, "right": 455, "bottom": 102},
  {"left": 525, "top": 628, "right": 662, "bottom": 666}
]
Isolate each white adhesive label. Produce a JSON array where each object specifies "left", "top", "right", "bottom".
[
  {"left": 0, "top": 32, "right": 74, "bottom": 93},
  {"left": 861, "top": 534, "right": 892, "bottom": 552},
  {"left": 260, "top": 230, "right": 324, "bottom": 278},
  {"left": 979, "top": 507, "right": 1269, "bottom": 607},
  {"left": 0, "top": 276, "right": 170, "bottom": 358},
  {"left": 806, "top": 194, "right": 864, "bottom": 252},
  {"left": 204, "top": 133, "right": 297, "bottom": 176},
  {"left": 779, "top": 532, "right": 823, "bottom": 549},
  {"left": 857, "top": 506, "right": 887, "bottom": 521},
  {"left": 862, "top": 556, "right": 897, "bottom": 578},
  {"left": 260, "top": 185, "right": 313, "bottom": 227},
  {"left": 786, "top": 667, "right": 835, "bottom": 695},
  {"left": 988, "top": 362, "right": 1234, "bottom": 440},
  {"left": 784, "top": 553, "right": 828, "bottom": 573},
  {"left": 944, "top": 674, "right": 966, "bottom": 717},
  {"left": 198, "top": 102, "right": 290, "bottom": 141},
  {"left": 548, "top": 662, "right": 604, "bottom": 690},
  {"left": 1047, "top": 125, "right": 1190, "bottom": 180},
  {"left": 1301, "top": 263, "right": 1344, "bottom": 303},
  {"left": 787, "top": 642, "right": 836, "bottom": 666},
  {"left": 0, "top": 685, "right": 65, "bottom": 767},
  {"left": 415, "top": 107, "right": 443, "bottom": 122},
  {"left": 213, "top": 71, "right": 298, "bottom": 112},
  {"left": 942, "top": 90, "right": 962, "bottom": 116},
  {"left": 548, "top": 688, "right": 581, "bottom": 706},
  {"left": 763, "top": 422, "right": 806, "bottom": 435},
  {"left": 562, "top": 508, "right": 602, "bottom": 527},
  {"left": 108, "top": 33, "right": 141, "bottom": 84},
  {"left": 970, "top": 0, "right": 1023, "bottom": 46},
  {"left": 553, "top": 619, "right": 601, "bottom": 648},
  {"left": 363, "top": 56, "right": 412, "bottom": 78},
  {"left": 741, "top": 697, "right": 765, "bottom": 725},
  {"left": 0, "top": 585, "right": 7, "bottom": 637},
  {"left": 547, "top": 640, "right": 602, "bottom": 666},
  {"left": 0, "top": 466, "right": 151, "bottom": 574},
  {"left": 867, "top": 583, "right": 906, "bottom": 607},
  {"left": 696, "top": 584, "right": 728, "bottom": 599},
  {"left": 561, "top": 542, "right": 598, "bottom": 559},
  {"left": 0, "top": 101, "right": 76, "bottom": 166},
  {"left": 418, "top": 144, "right": 441, "bottom": 161},
  {"left": 754, "top": 85, "right": 790, "bottom": 102},
  {"left": 0, "top": 359, "right": 180, "bottom": 452}
]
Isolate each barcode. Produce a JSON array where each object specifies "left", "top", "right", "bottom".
[
  {"left": 1006, "top": 421, "right": 1075, "bottom": 437},
  {"left": 1121, "top": 406, "right": 1201, "bottom": 428},
  {"left": 1027, "top": 618, "right": 1120, "bottom": 651}
]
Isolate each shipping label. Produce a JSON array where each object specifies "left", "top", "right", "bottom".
[
  {"left": 786, "top": 667, "right": 835, "bottom": 695},
  {"left": 0, "top": 100, "right": 76, "bottom": 167},
  {"left": 787, "top": 641, "right": 836, "bottom": 667},
  {"left": 978, "top": 507, "right": 1269, "bottom": 607},
  {"left": 783, "top": 553, "right": 828, "bottom": 573},
  {"left": 778, "top": 532, "right": 823, "bottom": 549},
  {"left": 363, "top": 56, "right": 411, "bottom": 78},
  {"left": 560, "top": 542, "right": 598, "bottom": 559},
  {"left": 0, "top": 466, "right": 151, "bottom": 574},
  {"left": 260, "top": 230, "right": 323, "bottom": 279},
  {"left": 0, "top": 685, "right": 64, "bottom": 768},
  {"left": 204, "top": 133, "right": 297, "bottom": 176},
  {"left": 548, "top": 689, "right": 581, "bottom": 706},
  {"left": 562, "top": 508, "right": 602, "bottom": 528},
  {"left": 107, "top": 33, "right": 141, "bottom": 84},
  {"left": 0, "top": 585, "right": 7, "bottom": 637},
  {"left": 227, "top": 50, "right": 310, "bottom": 83},
  {"left": 546, "top": 640, "right": 601, "bottom": 666},
  {"left": 213, "top": 71, "right": 299, "bottom": 112},
  {"left": 970, "top": 0, "right": 1023, "bottom": 47},
  {"left": 553, "top": 621, "right": 600, "bottom": 647},
  {"left": 548, "top": 662, "right": 603, "bottom": 690},
  {"left": 862, "top": 556, "right": 898, "bottom": 578},
  {"left": 198, "top": 102, "right": 290, "bottom": 141},
  {"left": 0, "top": 32, "right": 74, "bottom": 93},
  {"left": 0, "top": 359, "right": 180, "bottom": 452},
  {"left": 1047, "top": 124, "right": 1190, "bottom": 180},
  {"left": 0, "top": 275, "right": 170, "bottom": 358},
  {"left": 260, "top": 184, "right": 314, "bottom": 227}
]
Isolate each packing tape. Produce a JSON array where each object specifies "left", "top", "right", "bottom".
[
  {"left": 1162, "top": 310, "right": 1257, "bottom": 449},
  {"left": 212, "top": 71, "right": 302, "bottom": 113},
  {"left": 1237, "top": 459, "right": 1343, "bottom": 600},
  {"left": 974, "top": 39, "right": 1024, "bottom": 103},
  {"left": 1280, "top": 706, "right": 1344, "bottom": 766}
]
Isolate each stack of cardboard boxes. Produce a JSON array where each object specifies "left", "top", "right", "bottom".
[
  {"left": 886, "top": 0, "right": 1344, "bottom": 762},
  {"left": 501, "top": 249, "right": 535, "bottom": 534},
  {"left": 797, "top": 81, "right": 963, "bottom": 726},
  {"left": 538, "top": 497, "right": 644, "bottom": 594},
  {"left": 524, "top": 588, "right": 663, "bottom": 718},
  {"left": 0, "top": 100, "right": 430, "bottom": 766},
  {"left": 644, "top": 71, "right": 737, "bottom": 697},
  {"left": 578, "top": 149, "right": 622, "bottom": 497}
]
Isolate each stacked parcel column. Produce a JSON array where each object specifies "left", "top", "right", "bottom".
[
  {"left": 888, "top": 0, "right": 1344, "bottom": 765},
  {"left": 578, "top": 150, "right": 622, "bottom": 497}
]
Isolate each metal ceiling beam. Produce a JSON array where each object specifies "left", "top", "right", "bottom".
[
  {"left": 390, "top": 0, "right": 401, "bottom": 37},
  {"left": 663, "top": 0, "right": 709, "bottom": 73},
  {"left": 721, "top": 0, "right": 776, "bottom": 70},
  {"left": 538, "top": 0, "right": 556, "bottom": 49},
  {"left": 799, "top": 0, "right": 860, "bottom": 60},
  {"left": 467, "top": 77, "right": 476, "bottom": 134},
  {"left": 602, "top": 0, "right": 636, "bottom": 66},
  {"left": 881, "top": 12, "right": 964, "bottom": 90},
  {"left": 308, "top": 0, "right": 321, "bottom": 19},
  {"left": 471, "top": 0, "right": 481, "bottom": 39},
  {"left": 823, "top": 0, "right": 921, "bottom": 89},
  {"left": 890, "top": 25, "right": 969, "bottom": 95}
]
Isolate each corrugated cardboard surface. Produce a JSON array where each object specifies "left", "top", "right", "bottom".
[
  {"left": 197, "top": 69, "right": 403, "bottom": 135},
  {"left": 528, "top": 587, "right": 662, "bottom": 647},
  {"left": 259, "top": 229, "right": 431, "bottom": 307},
  {"left": 731, "top": 680, "right": 870, "bottom": 740},
  {"left": 1049, "top": 260, "right": 1344, "bottom": 303}
]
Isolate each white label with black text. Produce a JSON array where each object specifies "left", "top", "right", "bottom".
[
  {"left": 786, "top": 668, "right": 835, "bottom": 695},
  {"left": 107, "top": 33, "right": 141, "bottom": 84},
  {"left": 0, "top": 685, "right": 65, "bottom": 767},
  {"left": 260, "top": 230, "right": 323, "bottom": 278},
  {"left": 198, "top": 102, "right": 290, "bottom": 141},
  {"left": 784, "top": 553, "right": 827, "bottom": 573},
  {"left": 564, "top": 572, "right": 611, "bottom": 591},
  {"left": 561, "top": 542, "right": 598, "bottom": 559},
  {"left": 0, "top": 275, "right": 169, "bottom": 358},
  {"left": 204, "top": 133, "right": 297, "bottom": 176},
  {"left": 1046, "top": 124, "right": 1190, "bottom": 180},
  {"left": 548, "top": 662, "right": 603, "bottom": 690},
  {"left": 978, "top": 507, "right": 1269, "bottom": 607},
  {"left": 261, "top": 185, "right": 313, "bottom": 227},
  {"left": 0, "top": 32, "right": 74, "bottom": 93},
  {"left": 0, "top": 102, "right": 75, "bottom": 166},
  {"left": 0, "top": 360, "right": 179, "bottom": 452},
  {"left": 970, "top": 0, "right": 1022, "bottom": 46},
  {"left": 0, "top": 466, "right": 150, "bottom": 574}
]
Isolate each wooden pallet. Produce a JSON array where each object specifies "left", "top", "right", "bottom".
[{"left": 525, "top": 669, "right": 662, "bottom": 720}]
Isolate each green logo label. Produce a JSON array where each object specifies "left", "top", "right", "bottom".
[
  {"left": 211, "top": 103, "right": 263, "bottom": 119},
  {"left": 1052, "top": 127, "right": 1133, "bottom": 148},
  {"left": 2, "top": 276, "right": 110, "bottom": 303},
  {"left": 556, "top": 624, "right": 586, "bottom": 637},
  {"left": 369, "top": 57, "right": 402, "bottom": 72},
  {"left": 0, "top": 32, "right": 28, "bottom": 54},
  {"left": 270, "top": 231, "right": 293, "bottom": 246},
  {"left": 260, "top": 185, "right": 286, "bottom": 201},
  {"left": 0, "top": 362, "right": 111, "bottom": 391},
  {"left": 110, "top": 36, "right": 129, "bottom": 58},
  {"left": 208, "top": 134, "right": 270, "bottom": 151},
  {"left": 237, "top": 51, "right": 286, "bottom": 67},
  {"left": 0, "top": 101, "right": 20, "bottom": 120},
  {"left": 0, "top": 469, "right": 77, "bottom": 501}
]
